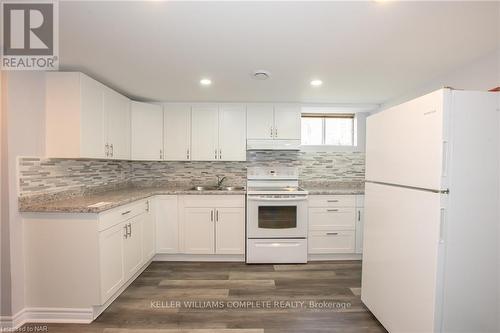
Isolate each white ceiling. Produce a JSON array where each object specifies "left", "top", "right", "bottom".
[{"left": 59, "top": 1, "right": 499, "bottom": 104}]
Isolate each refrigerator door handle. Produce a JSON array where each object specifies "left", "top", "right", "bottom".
[
  {"left": 365, "top": 180, "right": 449, "bottom": 194},
  {"left": 439, "top": 208, "right": 446, "bottom": 244}
]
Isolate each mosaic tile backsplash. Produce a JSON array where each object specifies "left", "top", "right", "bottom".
[
  {"left": 18, "top": 151, "right": 365, "bottom": 196},
  {"left": 18, "top": 157, "right": 131, "bottom": 196}
]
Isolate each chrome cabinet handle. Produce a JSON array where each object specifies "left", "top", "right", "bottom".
[
  {"left": 270, "top": 127, "right": 273, "bottom": 138},
  {"left": 327, "top": 209, "right": 339, "bottom": 212},
  {"left": 110, "top": 144, "right": 114, "bottom": 157},
  {"left": 186, "top": 148, "right": 190, "bottom": 160},
  {"left": 160, "top": 149, "right": 163, "bottom": 159},
  {"left": 123, "top": 225, "right": 128, "bottom": 239},
  {"left": 211, "top": 210, "right": 214, "bottom": 222},
  {"left": 358, "top": 210, "right": 361, "bottom": 221},
  {"left": 105, "top": 143, "right": 109, "bottom": 157},
  {"left": 146, "top": 201, "right": 150, "bottom": 212},
  {"left": 219, "top": 149, "right": 222, "bottom": 160},
  {"left": 274, "top": 127, "right": 277, "bottom": 138},
  {"left": 327, "top": 200, "right": 339, "bottom": 203},
  {"left": 216, "top": 210, "right": 219, "bottom": 222},
  {"left": 127, "top": 223, "right": 132, "bottom": 237},
  {"left": 121, "top": 210, "right": 131, "bottom": 216},
  {"left": 214, "top": 149, "right": 218, "bottom": 159},
  {"left": 326, "top": 232, "right": 339, "bottom": 236}
]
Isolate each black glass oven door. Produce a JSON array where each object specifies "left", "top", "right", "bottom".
[{"left": 258, "top": 206, "right": 297, "bottom": 229}]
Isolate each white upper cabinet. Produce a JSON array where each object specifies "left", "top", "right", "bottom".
[
  {"left": 103, "top": 88, "right": 131, "bottom": 160},
  {"left": 246, "top": 104, "right": 274, "bottom": 139},
  {"left": 191, "top": 105, "right": 219, "bottom": 161},
  {"left": 80, "top": 75, "right": 106, "bottom": 158},
  {"left": 164, "top": 104, "right": 191, "bottom": 161},
  {"left": 190, "top": 104, "right": 246, "bottom": 161},
  {"left": 46, "top": 72, "right": 131, "bottom": 159},
  {"left": 46, "top": 72, "right": 105, "bottom": 158},
  {"left": 246, "top": 104, "right": 301, "bottom": 149},
  {"left": 218, "top": 104, "right": 246, "bottom": 161},
  {"left": 274, "top": 105, "right": 301, "bottom": 140},
  {"left": 131, "top": 101, "right": 163, "bottom": 160}
]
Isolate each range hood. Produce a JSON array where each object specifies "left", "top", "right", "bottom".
[{"left": 246, "top": 139, "right": 301, "bottom": 151}]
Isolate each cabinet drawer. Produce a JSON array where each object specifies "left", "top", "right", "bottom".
[
  {"left": 308, "top": 195, "right": 356, "bottom": 208},
  {"left": 308, "top": 207, "right": 356, "bottom": 231},
  {"left": 99, "top": 199, "right": 149, "bottom": 231},
  {"left": 308, "top": 230, "right": 355, "bottom": 254},
  {"left": 182, "top": 195, "right": 245, "bottom": 208}
]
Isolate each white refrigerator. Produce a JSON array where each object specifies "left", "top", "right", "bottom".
[{"left": 361, "top": 88, "right": 499, "bottom": 333}]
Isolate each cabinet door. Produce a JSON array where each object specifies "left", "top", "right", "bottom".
[
  {"left": 142, "top": 201, "right": 155, "bottom": 262},
  {"left": 131, "top": 102, "right": 163, "bottom": 160},
  {"left": 183, "top": 208, "right": 214, "bottom": 254},
  {"left": 156, "top": 196, "right": 179, "bottom": 254},
  {"left": 218, "top": 105, "right": 246, "bottom": 161},
  {"left": 123, "top": 215, "right": 143, "bottom": 280},
  {"left": 104, "top": 88, "right": 131, "bottom": 160},
  {"left": 99, "top": 222, "right": 125, "bottom": 304},
  {"left": 274, "top": 105, "right": 301, "bottom": 140},
  {"left": 215, "top": 208, "right": 245, "bottom": 254},
  {"left": 164, "top": 105, "right": 191, "bottom": 161},
  {"left": 246, "top": 104, "right": 274, "bottom": 139},
  {"left": 80, "top": 75, "right": 106, "bottom": 158},
  {"left": 355, "top": 208, "right": 364, "bottom": 254},
  {"left": 191, "top": 105, "right": 219, "bottom": 161}
]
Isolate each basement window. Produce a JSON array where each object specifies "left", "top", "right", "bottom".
[{"left": 301, "top": 113, "right": 355, "bottom": 146}]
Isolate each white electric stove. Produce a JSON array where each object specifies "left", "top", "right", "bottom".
[{"left": 246, "top": 167, "right": 308, "bottom": 264}]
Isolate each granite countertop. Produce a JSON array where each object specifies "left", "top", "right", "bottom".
[
  {"left": 301, "top": 181, "right": 365, "bottom": 195},
  {"left": 19, "top": 181, "right": 364, "bottom": 214},
  {"left": 19, "top": 186, "right": 246, "bottom": 214}
]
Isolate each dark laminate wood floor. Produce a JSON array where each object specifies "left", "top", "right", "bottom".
[{"left": 22, "top": 261, "right": 387, "bottom": 333}]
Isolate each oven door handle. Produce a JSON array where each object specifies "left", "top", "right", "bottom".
[
  {"left": 247, "top": 197, "right": 308, "bottom": 202},
  {"left": 254, "top": 242, "right": 302, "bottom": 248}
]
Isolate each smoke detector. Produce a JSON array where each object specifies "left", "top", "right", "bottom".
[{"left": 252, "top": 70, "right": 271, "bottom": 80}]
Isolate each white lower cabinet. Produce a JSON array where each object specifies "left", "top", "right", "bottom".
[
  {"left": 355, "top": 195, "right": 365, "bottom": 254},
  {"left": 23, "top": 194, "right": 246, "bottom": 319},
  {"left": 142, "top": 201, "right": 156, "bottom": 261},
  {"left": 215, "top": 208, "right": 246, "bottom": 254},
  {"left": 155, "top": 195, "right": 179, "bottom": 253},
  {"left": 123, "top": 214, "right": 144, "bottom": 280},
  {"left": 99, "top": 222, "right": 126, "bottom": 304},
  {"left": 180, "top": 195, "right": 245, "bottom": 255},
  {"left": 99, "top": 201, "right": 149, "bottom": 302},
  {"left": 308, "top": 195, "right": 361, "bottom": 255},
  {"left": 183, "top": 207, "right": 216, "bottom": 254}
]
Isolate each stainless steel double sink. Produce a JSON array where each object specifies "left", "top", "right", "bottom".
[{"left": 190, "top": 186, "right": 245, "bottom": 191}]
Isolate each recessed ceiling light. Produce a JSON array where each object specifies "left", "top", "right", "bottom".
[
  {"left": 310, "top": 80, "right": 323, "bottom": 87},
  {"left": 200, "top": 78, "right": 212, "bottom": 86}
]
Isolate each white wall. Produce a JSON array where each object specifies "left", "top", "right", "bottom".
[
  {"left": 0, "top": 71, "right": 12, "bottom": 319},
  {"left": 1, "top": 72, "right": 46, "bottom": 319},
  {"left": 380, "top": 51, "right": 499, "bottom": 110}
]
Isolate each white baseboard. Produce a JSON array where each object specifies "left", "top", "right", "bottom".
[
  {"left": 154, "top": 253, "right": 245, "bottom": 262},
  {"left": 0, "top": 309, "right": 23, "bottom": 331},
  {"left": 0, "top": 307, "right": 93, "bottom": 331},
  {"left": 308, "top": 253, "right": 362, "bottom": 261}
]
